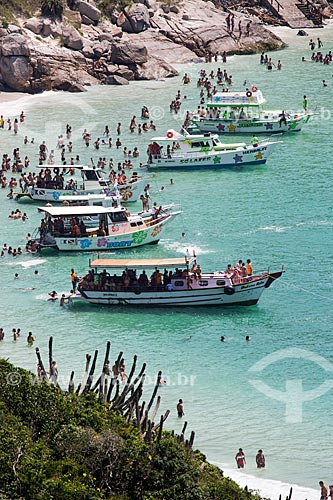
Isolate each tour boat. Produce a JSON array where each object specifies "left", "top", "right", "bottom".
[
  {"left": 190, "top": 87, "right": 311, "bottom": 134},
  {"left": 147, "top": 129, "right": 279, "bottom": 169},
  {"left": 75, "top": 255, "right": 284, "bottom": 307},
  {"left": 32, "top": 204, "right": 181, "bottom": 252},
  {"left": 15, "top": 165, "right": 145, "bottom": 204}
]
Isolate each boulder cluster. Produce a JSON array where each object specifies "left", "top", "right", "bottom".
[{"left": 0, "top": 0, "right": 286, "bottom": 93}]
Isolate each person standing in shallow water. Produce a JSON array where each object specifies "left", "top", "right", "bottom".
[
  {"left": 177, "top": 399, "right": 184, "bottom": 417},
  {"left": 319, "top": 481, "right": 328, "bottom": 500},
  {"left": 256, "top": 449, "right": 265, "bottom": 468},
  {"left": 235, "top": 448, "right": 246, "bottom": 468}
]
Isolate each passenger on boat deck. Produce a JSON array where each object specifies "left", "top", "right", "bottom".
[
  {"left": 250, "top": 135, "right": 259, "bottom": 147},
  {"left": 152, "top": 204, "right": 162, "bottom": 219},
  {"left": 239, "top": 108, "right": 247, "bottom": 120},
  {"left": 98, "top": 221, "right": 107, "bottom": 237},
  {"left": 229, "top": 109, "right": 236, "bottom": 120},
  {"left": 225, "top": 264, "right": 234, "bottom": 276},
  {"left": 235, "top": 260, "right": 242, "bottom": 270},
  {"left": 232, "top": 267, "right": 241, "bottom": 284},
  {"left": 247, "top": 259, "right": 253, "bottom": 276},
  {"left": 138, "top": 270, "right": 149, "bottom": 287},
  {"left": 279, "top": 110, "right": 287, "bottom": 127}
]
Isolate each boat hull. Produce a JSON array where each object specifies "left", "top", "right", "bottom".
[
  {"left": 78, "top": 272, "right": 283, "bottom": 306},
  {"left": 38, "top": 213, "right": 179, "bottom": 252},
  {"left": 148, "top": 143, "right": 277, "bottom": 170},
  {"left": 192, "top": 115, "right": 310, "bottom": 134},
  {"left": 16, "top": 179, "right": 145, "bottom": 204}
]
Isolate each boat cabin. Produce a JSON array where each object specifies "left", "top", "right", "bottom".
[
  {"left": 79, "top": 257, "right": 235, "bottom": 293},
  {"left": 148, "top": 130, "right": 246, "bottom": 161},
  {"left": 34, "top": 165, "right": 110, "bottom": 191},
  {"left": 37, "top": 205, "right": 133, "bottom": 238},
  {"left": 203, "top": 89, "right": 267, "bottom": 120}
]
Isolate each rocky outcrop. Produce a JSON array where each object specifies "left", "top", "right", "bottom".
[
  {"left": 62, "top": 25, "right": 84, "bottom": 50},
  {"left": 0, "top": 0, "right": 287, "bottom": 93},
  {"left": 111, "top": 40, "right": 148, "bottom": 65},
  {"left": 74, "top": 0, "right": 101, "bottom": 24},
  {"left": 0, "top": 34, "right": 33, "bottom": 92},
  {"left": 136, "top": 55, "right": 178, "bottom": 79},
  {"left": 119, "top": 3, "right": 151, "bottom": 33}
]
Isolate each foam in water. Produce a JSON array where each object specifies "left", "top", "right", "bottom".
[
  {"left": 19, "top": 259, "right": 47, "bottom": 268},
  {"left": 216, "top": 463, "right": 318, "bottom": 500},
  {"left": 259, "top": 226, "right": 290, "bottom": 233},
  {"left": 161, "top": 239, "right": 214, "bottom": 255}
]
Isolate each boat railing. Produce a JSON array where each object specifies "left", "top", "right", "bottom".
[{"left": 151, "top": 148, "right": 236, "bottom": 160}]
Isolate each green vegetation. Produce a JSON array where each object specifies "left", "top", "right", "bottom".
[
  {"left": 41, "top": 0, "right": 64, "bottom": 19},
  {"left": 0, "top": 359, "right": 261, "bottom": 500},
  {"left": 0, "top": 0, "right": 40, "bottom": 23}
]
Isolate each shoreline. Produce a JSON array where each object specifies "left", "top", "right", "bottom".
[{"left": 218, "top": 464, "right": 318, "bottom": 500}]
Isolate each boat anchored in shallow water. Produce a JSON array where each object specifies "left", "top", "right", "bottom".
[
  {"left": 31, "top": 203, "right": 181, "bottom": 252},
  {"left": 190, "top": 87, "right": 311, "bottom": 134},
  {"left": 147, "top": 129, "right": 279, "bottom": 169},
  {"left": 75, "top": 255, "right": 284, "bottom": 307},
  {"left": 15, "top": 165, "right": 145, "bottom": 204}
]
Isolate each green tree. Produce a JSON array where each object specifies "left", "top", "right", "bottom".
[{"left": 41, "top": 0, "right": 64, "bottom": 19}]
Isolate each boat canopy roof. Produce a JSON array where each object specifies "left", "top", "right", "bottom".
[
  {"left": 208, "top": 90, "right": 266, "bottom": 107},
  {"left": 151, "top": 130, "right": 218, "bottom": 142},
  {"left": 37, "top": 205, "right": 119, "bottom": 217},
  {"left": 36, "top": 164, "right": 91, "bottom": 169},
  {"left": 58, "top": 193, "right": 117, "bottom": 202},
  {"left": 90, "top": 256, "right": 196, "bottom": 269}
]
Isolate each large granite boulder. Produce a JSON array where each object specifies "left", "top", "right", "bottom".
[
  {"left": 62, "top": 25, "right": 84, "bottom": 50},
  {"left": 135, "top": 55, "right": 178, "bottom": 79},
  {"left": 1, "top": 33, "right": 30, "bottom": 56},
  {"left": 106, "top": 75, "right": 129, "bottom": 85},
  {"left": 75, "top": 0, "right": 101, "bottom": 22},
  {"left": 111, "top": 41, "right": 148, "bottom": 64},
  {"left": 116, "top": 65, "right": 135, "bottom": 80},
  {"left": 81, "top": 41, "right": 95, "bottom": 58},
  {"left": 24, "top": 17, "right": 43, "bottom": 35},
  {"left": 42, "top": 20, "right": 63, "bottom": 38},
  {"left": 0, "top": 55, "right": 33, "bottom": 92},
  {"left": 120, "top": 3, "right": 150, "bottom": 33}
]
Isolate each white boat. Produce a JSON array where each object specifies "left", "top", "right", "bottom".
[
  {"left": 75, "top": 256, "right": 284, "bottom": 307},
  {"left": 15, "top": 165, "right": 145, "bottom": 204},
  {"left": 147, "top": 129, "right": 279, "bottom": 169},
  {"left": 190, "top": 87, "right": 311, "bottom": 134},
  {"left": 32, "top": 204, "right": 181, "bottom": 252}
]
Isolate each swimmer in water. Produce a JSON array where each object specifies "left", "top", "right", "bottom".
[
  {"left": 48, "top": 291, "right": 58, "bottom": 301},
  {"left": 27, "top": 332, "right": 35, "bottom": 345},
  {"left": 60, "top": 294, "right": 70, "bottom": 306},
  {"left": 246, "top": 335, "right": 251, "bottom": 342},
  {"left": 221, "top": 336, "right": 225, "bottom": 342}
]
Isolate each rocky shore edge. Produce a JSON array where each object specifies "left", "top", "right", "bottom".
[{"left": 0, "top": 0, "right": 286, "bottom": 93}]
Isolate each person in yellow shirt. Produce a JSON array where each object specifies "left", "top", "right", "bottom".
[
  {"left": 0, "top": 115, "right": 4, "bottom": 128},
  {"left": 247, "top": 259, "right": 253, "bottom": 276}
]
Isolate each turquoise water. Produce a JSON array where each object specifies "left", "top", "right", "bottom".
[{"left": 0, "top": 25, "right": 333, "bottom": 498}]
